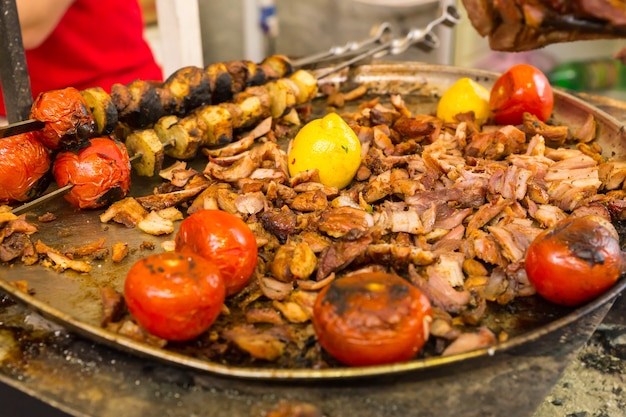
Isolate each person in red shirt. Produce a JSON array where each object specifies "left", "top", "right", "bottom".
[{"left": 0, "top": 0, "right": 163, "bottom": 116}]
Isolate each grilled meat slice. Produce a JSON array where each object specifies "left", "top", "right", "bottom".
[{"left": 461, "top": 0, "right": 626, "bottom": 51}]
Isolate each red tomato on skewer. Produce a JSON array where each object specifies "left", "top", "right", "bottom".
[
  {"left": 0, "top": 132, "right": 51, "bottom": 204},
  {"left": 52, "top": 137, "right": 131, "bottom": 209},
  {"left": 489, "top": 63, "right": 554, "bottom": 125},
  {"left": 30, "top": 87, "right": 95, "bottom": 150},
  {"left": 175, "top": 209, "right": 258, "bottom": 296}
]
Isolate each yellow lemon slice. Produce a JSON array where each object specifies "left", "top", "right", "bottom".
[
  {"left": 288, "top": 112, "right": 362, "bottom": 189},
  {"left": 436, "top": 77, "right": 491, "bottom": 126}
]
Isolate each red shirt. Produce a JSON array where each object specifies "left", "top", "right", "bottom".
[{"left": 0, "top": 0, "right": 163, "bottom": 115}]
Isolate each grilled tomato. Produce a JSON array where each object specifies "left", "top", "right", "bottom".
[
  {"left": 287, "top": 112, "right": 362, "bottom": 189},
  {"left": 124, "top": 252, "right": 225, "bottom": 341},
  {"left": 52, "top": 137, "right": 131, "bottom": 209},
  {"left": 436, "top": 77, "right": 491, "bottom": 126},
  {"left": 489, "top": 63, "right": 554, "bottom": 125},
  {"left": 525, "top": 216, "right": 624, "bottom": 307},
  {"left": 30, "top": 86, "right": 96, "bottom": 150},
  {"left": 0, "top": 132, "right": 51, "bottom": 204},
  {"left": 312, "top": 271, "right": 433, "bottom": 366},
  {"left": 175, "top": 209, "right": 258, "bottom": 296}
]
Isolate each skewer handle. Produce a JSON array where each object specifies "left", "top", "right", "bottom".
[
  {"left": 314, "top": 5, "right": 461, "bottom": 80},
  {"left": 291, "top": 22, "right": 392, "bottom": 68},
  {"left": 0, "top": 0, "right": 34, "bottom": 123}
]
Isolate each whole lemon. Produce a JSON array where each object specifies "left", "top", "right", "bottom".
[
  {"left": 436, "top": 77, "right": 491, "bottom": 126},
  {"left": 288, "top": 112, "right": 362, "bottom": 189}
]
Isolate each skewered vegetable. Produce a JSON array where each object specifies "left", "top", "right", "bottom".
[
  {"left": 81, "top": 87, "right": 119, "bottom": 135},
  {"left": 0, "top": 132, "right": 51, "bottom": 204},
  {"left": 4, "top": 57, "right": 316, "bottom": 206},
  {"left": 30, "top": 87, "right": 96, "bottom": 150},
  {"left": 52, "top": 137, "right": 131, "bottom": 209},
  {"left": 124, "top": 130, "right": 166, "bottom": 177},
  {"left": 124, "top": 68, "right": 317, "bottom": 177}
]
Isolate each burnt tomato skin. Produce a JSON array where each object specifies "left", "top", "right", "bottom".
[
  {"left": 525, "top": 216, "right": 623, "bottom": 307},
  {"left": 175, "top": 209, "right": 258, "bottom": 296},
  {"left": 52, "top": 137, "right": 131, "bottom": 209},
  {"left": 0, "top": 132, "right": 51, "bottom": 204},
  {"left": 312, "top": 272, "right": 432, "bottom": 367},
  {"left": 30, "top": 87, "right": 96, "bottom": 150},
  {"left": 124, "top": 252, "right": 225, "bottom": 341},
  {"left": 489, "top": 63, "right": 554, "bottom": 125}
]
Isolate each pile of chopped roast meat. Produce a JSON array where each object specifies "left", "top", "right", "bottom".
[{"left": 3, "top": 81, "right": 626, "bottom": 369}]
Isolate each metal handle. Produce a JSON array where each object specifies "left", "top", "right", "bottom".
[
  {"left": 292, "top": 22, "right": 393, "bottom": 68},
  {"left": 314, "top": 5, "right": 461, "bottom": 79},
  {"left": 0, "top": 0, "right": 34, "bottom": 123}
]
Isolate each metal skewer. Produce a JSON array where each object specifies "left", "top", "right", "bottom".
[
  {"left": 291, "top": 22, "right": 393, "bottom": 68},
  {"left": 314, "top": 4, "right": 461, "bottom": 79}
]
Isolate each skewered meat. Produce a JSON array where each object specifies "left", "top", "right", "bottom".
[
  {"left": 52, "top": 137, "right": 131, "bottom": 209},
  {"left": 0, "top": 58, "right": 317, "bottom": 214},
  {"left": 461, "top": 0, "right": 626, "bottom": 52},
  {"left": 17, "top": 54, "right": 298, "bottom": 150},
  {"left": 0, "top": 132, "right": 51, "bottom": 204},
  {"left": 126, "top": 69, "right": 318, "bottom": 177}
]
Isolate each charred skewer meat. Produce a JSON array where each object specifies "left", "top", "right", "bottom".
[
  {"left": 461, "top": 0, "right": 626, "bottom": 52},
  {"left": 1, "top": 55, "right": 309, "bottom": 208}
]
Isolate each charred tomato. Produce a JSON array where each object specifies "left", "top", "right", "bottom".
[
  {"left": 52, "top": 137, "right": 131, "bottom": 209},
  {"left": 489, "top": 63, "right": 554, "bottom": 125},
  {"left": 124, "top": 252, "right": 225, "bottom": 341},
  {"left": 175, "top": 209, "right": 258, "bottom": 296},
  {"left": 30, "top": 87, "right": 96, "bottom": 150},
  {"left": 0, "top": 132, "right": 51, "bottom": 204},
  {"left": 312, "top": 272, "right": 432, "bottom": 366},
  {"left": 525, "top": 216, "right": 623, "bottom": 306}
]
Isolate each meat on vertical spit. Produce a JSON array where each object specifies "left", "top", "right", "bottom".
[{"left": 461, "top": 0, "right": 626, "bottom": 52}]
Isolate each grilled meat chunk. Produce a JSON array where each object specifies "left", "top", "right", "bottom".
[{"left": 461, "top": 0, "right": 626, "bottom": 51}]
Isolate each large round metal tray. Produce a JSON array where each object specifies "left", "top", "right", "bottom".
[{"left": 1, "top": 62, "right": 625, "bottom": 381}]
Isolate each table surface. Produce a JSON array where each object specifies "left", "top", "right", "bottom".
[{"left": 1, "top": 92, "right": 625, "bottom": 417}]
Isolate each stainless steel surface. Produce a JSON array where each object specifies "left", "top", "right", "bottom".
[{"left": 1, "top": 62, "right": 625, "bottom": 416}]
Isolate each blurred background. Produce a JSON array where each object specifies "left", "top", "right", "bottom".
[{"left": 140, "top": 0, "right": 626, "bottom": 100}]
